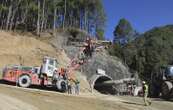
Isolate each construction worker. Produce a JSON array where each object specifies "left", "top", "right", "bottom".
[
  {"left": 142, "top": 81, "right": 151, "bottom": 106},
  {"left": 59, "top": 68, "right": 67, "bottom": 80},
  {"left": 71, "top": 79, "right": 76, "bottom": 94},
  {"left": 67, "top": 78, "right": 73, "bottom": 94},
  {"left": 77, "top": 48, "right": 86, "bottom": 64},
  {"left": 58, "top": 68, "right": 64, "bottom": 78},
  {"left": 75, "top": 79, "right": 80, "bottom": 95},
  {"left": 84, "top": 37, "right": 93, "bottom": 58}
]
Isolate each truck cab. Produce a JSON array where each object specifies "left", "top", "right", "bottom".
[
  {"left": 41, "top": 56, "right": 58, "bottom": 77},
  {"left": 40, "top": 56, "right": 67, "bottom": 92},
  {"left": 164, "top": 66, "right": 173, "bottom": 80}
]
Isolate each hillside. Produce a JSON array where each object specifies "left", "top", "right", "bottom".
[
  {"left": 0, "top": 31, "right": 69, "bottom": 69},
  {"left": 0, "top": 31, "right": 93, "bottom": 93},
  {"left": 82, "top": 50, "right": 131, "bottom": 80},
  {"left": 111, "top": 25, "right": 173, "bottom": 80},
  {"left": 0, "top": 30, "right": 173, "bottom": 110}
]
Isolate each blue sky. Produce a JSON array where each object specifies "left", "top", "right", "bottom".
[{"left": 102, "top": 0, "right": 173, "bottom": 40}]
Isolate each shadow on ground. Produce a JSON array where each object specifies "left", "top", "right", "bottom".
[
  {"left": 152, "top": 98, "right": 173, "bottom": 102},
  {"left": 121, "top": 101, "right": 144, "bottom": 106},
  {"left": 0, "top": 79, "right": 64, "bottom": 92}
]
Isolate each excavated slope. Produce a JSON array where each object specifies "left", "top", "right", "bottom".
[
  {"left": 0, "top": 31, "right": 69, "bottom": 70},
  {"left": 0, "top": 31, "right": 91, "bottom": 93}
]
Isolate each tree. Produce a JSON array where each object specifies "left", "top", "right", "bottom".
[
  {"left": 62, "top": 0, "right": 66, "bottom": 30},
  {"left": 113, "top": 18, "right": 139, "bottom": 44},
  {"left": 53, "top": 0, "right": 58, "bottom": 36},
  {"left": 37, "top": 0, "right": 41, "bottom": 36},
  {"left": 96, "top": 28, "right": 104, "bottom": 40},
  {"left": 0, "top": 0, "right": 106, "bottom": 37},
  {"left": 6, "top": 0, "right": 13, "bottom": 30},
  {"left": 41, "top": 0, "right": 46, "bottom": 32},
  {"left": 109, "top": 25, "right": 173, "bottom": 80},
  {"left": 113, "top": 18, "right": 133, "bottom": 37}
]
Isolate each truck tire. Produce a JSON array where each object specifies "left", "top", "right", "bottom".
[
  {"left": 161, "top": 81, "right": 173, "bottom": 99},
  {"left": 149, "top": 84, "right": 160, "bottom": 97},
  {"left": 18, "top": 75, "right": 31, "bottom": 88},
  {"left": 56, "top": 80, "right": 67, "bottom": 92}
]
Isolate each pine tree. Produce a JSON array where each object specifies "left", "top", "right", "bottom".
[{"left": 0, "top": 0, "right": 106, "bottom": 38}]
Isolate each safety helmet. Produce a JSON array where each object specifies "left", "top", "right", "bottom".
[{"left": 142, "top": 81, "right": 146, "bottom": 84}]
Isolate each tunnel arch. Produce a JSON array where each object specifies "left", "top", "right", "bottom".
[{"left": 89, "top": 74, "right": 117, "bottom": 95}]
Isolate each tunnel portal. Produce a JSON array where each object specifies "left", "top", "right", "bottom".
[{"left": 90, "top": 75, "right": 117, "bottom": 95}]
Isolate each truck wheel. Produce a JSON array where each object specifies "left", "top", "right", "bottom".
[
  {"left": 18, "top": 75, "right": 31, "bottom": 88},
  {"left": 161, "top": 81, "right": 173, "bottom": 99},
  {"left": 56, "top": 80, "right": 67, "bottom": 92},
  {"left": 60, "top": 81, "right": 67, "bottom": 92},
  {"left": 149, "top": 84, "right": 160, "bottom": 97}
]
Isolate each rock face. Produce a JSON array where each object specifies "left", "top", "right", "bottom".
[
  {"left": 64, "top": 46, "right": 133, "bottom": 94},
  {"left": 63, "top": 44, "right": 132, "bottom": 81},
  {"left": 81, "top": 50, "right": 131, "bottom": 80}
]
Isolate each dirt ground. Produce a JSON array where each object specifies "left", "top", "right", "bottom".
[
  {"left": 0, "top": 84, "right": 172, "bottom": 110},
  {"left": 0, "top": 84, "right": 128, "bottom": 110}
]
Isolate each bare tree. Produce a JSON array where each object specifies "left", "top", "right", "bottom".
[
  {"left": 6, "top": 0, "right": 12, "bottom": 30},
  {"left": 37, "top": 0, "right": 41, "bottom": 36},
  {"left": 53, "top": 3, "right": 57, "bottom": 36},
  {"left": 41, "top": 0, "right": 45, "bottom": 32},
  {"left": 63, "top": 0, "right": 67, "bottom": 30},
  {"left": 9, "top": 0, "right": 22, "bottom": 30}
]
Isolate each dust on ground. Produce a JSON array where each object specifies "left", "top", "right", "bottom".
[
  {"left": 0, "top": 84, "right": 130, "bottom": 110},
  {"left": 0, "top": 84, "right": 173, "bottom": 110}
]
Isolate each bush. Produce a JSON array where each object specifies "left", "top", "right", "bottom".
[{"left": 66, "top": 28, "right": 88, "bottom": 43}]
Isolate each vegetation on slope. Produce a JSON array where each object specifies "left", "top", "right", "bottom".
[
  {"left": 113, "top": 18, "right": 139, "bottom": 45},
  {"left": 109, "top": 25, "right": 173, "bottom": 80},
  {"left": 0, "top": 0, "right": 106, "bottom": 39}
]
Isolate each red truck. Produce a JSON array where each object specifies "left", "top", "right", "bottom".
[{"left": 2, "top": 57, "right": 68, "bottom": 92}]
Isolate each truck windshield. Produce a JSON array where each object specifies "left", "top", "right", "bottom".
[
  {"left": 49, "top": 59, "right": 54, "bottom": 66},
  {"left": 21, "top": 66, "right": 33, "bottom": 71}
]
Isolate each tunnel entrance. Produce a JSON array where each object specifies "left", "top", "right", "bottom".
[{"left": 90, "top": 75, "right": 117, "bottom": 95}]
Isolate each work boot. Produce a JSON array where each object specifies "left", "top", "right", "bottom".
[
  {"left": 144, "top": 102, "right": 149, "bottom": 106},
  {"left": 145, "top": 104, "right": 149, "bottom": 106}
]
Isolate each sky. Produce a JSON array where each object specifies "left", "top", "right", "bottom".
[{"left": 102, "top": 0, "right": 173, "bottom": 40}]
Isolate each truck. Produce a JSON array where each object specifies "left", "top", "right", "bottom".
[
  {"left": 150, "top": 65, "right": 173, "bottom": 99},
  {"left": 2, "top": 56, "right": 68, "bottom": 92}
]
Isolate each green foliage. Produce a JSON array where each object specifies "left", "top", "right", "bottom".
[
  {"left": 96, "top": 28, "right": 105, "bottom": 40},
  {"left": 113, "top": 18, "right": 133, "bottom": 37},
  {"left": 0, "top": 0, "right": 106, "bottom": 35},
  {"left": 109, "top": 25, "right": 173, "bottom": 80},
  {"left": 67, "top": 28, "right": 79, "bottom": 39},
  {"left": 66, "top": 28, "right": 87, "bottom": 42},
  {"left": 0, "top": 4, "right": 8, "bottom": 11},
  {"left": 108, "top": 44, "right": 122, "bottom": 58}
]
